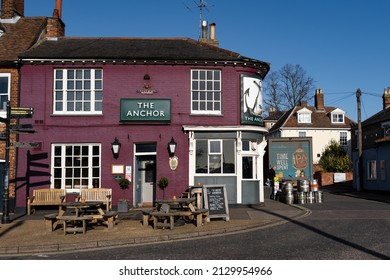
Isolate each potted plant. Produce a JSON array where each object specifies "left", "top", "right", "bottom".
[
  {"left": 118, "top": 177, "right": 130, "bottom": 212},
  {"left": 158, "top": 176, "right": 169, "bottom": 199}
]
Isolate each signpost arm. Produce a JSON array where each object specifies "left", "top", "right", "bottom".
[{"left": 2, "top": 101, "right": 10, "bottom": 224}]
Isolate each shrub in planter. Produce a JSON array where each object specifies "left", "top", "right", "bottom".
[
  {"left": 118, "top": 178, "right": 130, "bottom": 212},
  {"left": 158, "top": 176, "right": 169, "bottom": 199}
]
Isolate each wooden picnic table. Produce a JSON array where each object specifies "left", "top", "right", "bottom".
[
  {"left": 58, "top": 201, "right": 105, "bottom": 217},
  {"left": 52, "top": 201, "right": 117, "bottom": 234},
  {"left": 155, "top": 197, "right": 196, "bottom": 211},
  {"left": 147, "top": 197, "right": 207, "bottom": 229}
]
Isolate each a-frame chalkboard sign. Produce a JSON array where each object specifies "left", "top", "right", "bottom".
[{"left": 203, "top": 184, "right": 230, "bottom": 222}]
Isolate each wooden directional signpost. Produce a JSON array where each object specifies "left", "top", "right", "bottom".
[{"left": 1, "top": 102, "right": 36, "bottom": 224}]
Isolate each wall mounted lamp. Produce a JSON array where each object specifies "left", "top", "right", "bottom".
[
  {"left": 143, "top": 74, "right": 150, "bottom": 80},
  {"left": 111, "top": 137, "right": 121, "bottom": 159},
  {"left": 168, "top": 137, "right": 177, "bottom": 157}
]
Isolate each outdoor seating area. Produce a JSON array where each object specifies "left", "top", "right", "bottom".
[
  {"left": 75, "top": 188, "right": 112, "bottom": 211},
  {"left": 34, "top": 185, "right": 215, "bottom": 236},
  {"left": 142, "top": 191, "right": 209, "bottom": 230},
  {"left": 43, "top": 200, "right": 118, "bottom": 234},
  {"left": 27, "top": 188, "right": 66, "bottom": 215}
]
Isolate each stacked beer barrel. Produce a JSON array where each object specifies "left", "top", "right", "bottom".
[
  {"left": 280, "top": 179, "right": 323, "bottom": 204},
  {"left": 280, "top": 181, "right": 294, "bottom": 204},
  {"left": 295, "top": 179, "right": 323, "bottom": 204}
]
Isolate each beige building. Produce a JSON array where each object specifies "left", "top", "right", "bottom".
[{"left": 267, "top": 89, "right": 356, "bottom": 164}]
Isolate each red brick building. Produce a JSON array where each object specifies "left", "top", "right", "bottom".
[{"left": 0, "top": 0, "right": 64, "bottom": 213}]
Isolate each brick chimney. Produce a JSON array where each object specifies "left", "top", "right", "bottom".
[
  {"left": 315, "top": 88, "right": 325, "bottom": 111},
  {"left": 209, "top": 23, "right": 219, "bottom": 47},
  {"left": 299, "top": 100, "right": 308, "bottom": 107},
  {"left": 199, "top": 21, "right": 219, "bottom": 47},
  {"left": 383, "top": 87, "right": 390, "bottom": 110},
  {"left": 46, "top": 0, "right": 65, "bottom": 38},
  {"left": 1, "top": 0, "right": 24, "bottom": 19}
]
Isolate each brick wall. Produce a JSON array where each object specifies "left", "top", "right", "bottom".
[
  {"left": 0, "top": 68, "right": 19, "bottom": 200},
  {"left": 1, "top": 0, "right": 24, "bottom": 19},
  {"left": 314, "top": 171, "right": 353, "bottom": 186}
]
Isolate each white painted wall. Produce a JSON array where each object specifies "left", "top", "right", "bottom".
[{"left": 281, "top": 129, "right": 351, "bottom": 164}]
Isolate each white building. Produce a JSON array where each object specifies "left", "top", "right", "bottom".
[{"left": 267, "top": 89, "right": 356, "bottom": 164}]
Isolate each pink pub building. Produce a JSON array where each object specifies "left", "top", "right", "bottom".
[{"left": 15, "top": 34, "right": 270, "bottom": 210}]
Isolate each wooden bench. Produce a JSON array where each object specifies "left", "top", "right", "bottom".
[
  {"left": 142, "top": 209, "right": 154, "bottom": 227},
  {"left": 77, "top": 188, "right": 112, "bottom": 211},
  {"left": 149, "top": 204, "right": 175, "bottom": 230},
  {"left": 102, "top": 211, "right": 118, "bottom": 229},
  {"left": 191, "top": 208, "right": 209, "bottom": 227},
  {"left": 57, "top": 216, "right": 90, "bottom": 235},
  {"left": 44, "top": 213, "right": 59, "bottom": 232},
  {"left": 27, "top": 188, "right": 66, "bottom": 215}
]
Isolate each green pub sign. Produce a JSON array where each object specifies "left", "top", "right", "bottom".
[{"left": 120, "top": 98, "right": 171, "bottom": 122}]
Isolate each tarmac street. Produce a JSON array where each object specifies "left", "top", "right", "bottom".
[{"left": 0, "top": 185, "right": 389, "bottom": 257}]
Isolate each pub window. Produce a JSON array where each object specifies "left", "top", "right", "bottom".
[
  {"left": 54, "top": 69, "right": 103, "bottom": 115},
  {"left": 191, "top": 69, "right": 221, "bottom": 115},
  {"left": 242, "top": 156, "right": 257, "bottom": 179},
  {"left": 0, "top": 73, "right": 10, "bottom": 117},
  {"left": 195, "top": 139, "right": 235, "bottom": 174},
  {"left": 52, "top": 143, "right": 101, "bottom": 192}
]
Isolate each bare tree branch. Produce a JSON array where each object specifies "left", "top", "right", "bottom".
[{"left": 263, "top": 64, "right": 315, "bottom": 114}]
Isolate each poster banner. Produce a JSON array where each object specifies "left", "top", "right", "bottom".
[{"left": 240, "top": 75, "right": 263, "bottom": 125}]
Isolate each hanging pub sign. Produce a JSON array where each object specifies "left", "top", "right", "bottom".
[
  {"left": 120, "top": 98, "right": 171, "bottom": 122},
  {"left": 240, "top": 75, "right": 263, "bottom": 125}
]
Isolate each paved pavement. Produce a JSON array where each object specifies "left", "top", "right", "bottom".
[{"left": 0, "top": 184, "right": 389, "bottom": 256}]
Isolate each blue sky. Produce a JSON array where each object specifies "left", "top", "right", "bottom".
[{"left": 25, "top": 0, "right": 390, "bottom": 121}]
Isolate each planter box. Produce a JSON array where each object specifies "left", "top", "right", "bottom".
[{"left": 117, "top": 201, "right": 129, "bottom": 213}]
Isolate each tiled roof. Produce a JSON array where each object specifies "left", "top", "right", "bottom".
[
  {"left": 0, "top": 17, "right": 47, "bottom": 61},
  {"left": 360, "top": 107, "right": 390, "bottom": 128},
  {"left": 19, "top": 37, "right": 270, "bottom": 77},
  {"left": 264, "top": 110, "right": 285, "bottom": 121},
  {"left": 269, "top": 105, "right": 355, "bottom": 133}
]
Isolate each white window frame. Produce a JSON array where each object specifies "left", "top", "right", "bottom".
[
  {"left": 195, "top": 139, "right": 236, "bottom": 174},
  {"left": 51, "top": 143, "right": 101, "bottom": 193},
  {"left": 191, "top": 69, "right": 221, "bottom": 115},
  {"left": 53, "top": 69, "right": 103, "bottom": 115},
  {"left": 339, "top": 131, "right": 348, "bottom": 146},
  {"left": 0, "top": 73, "right": 10, "bottom": 118},
  {"left": 297, "top": 112, "right": 311, "bottom": 123},
  {"left": 332, "top": 113, "right": 345, "bottom": 123},
  {"left": 242, "top": 155, "right": 257, "bottom": 179},
  {"left": 298, "top": 131, "right": 307, "bottom": 137}
]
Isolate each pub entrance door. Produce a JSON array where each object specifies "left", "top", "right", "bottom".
[{"left": 134, "top": 143, "right": 156, "bottom": 207}]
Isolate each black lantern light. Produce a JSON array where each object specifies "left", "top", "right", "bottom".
[
  {"left": 111, "top": 137, "right": 121, "bottom": 159},
  {"left": 168, "top": 137, "right": 177, "bottom": 157}
]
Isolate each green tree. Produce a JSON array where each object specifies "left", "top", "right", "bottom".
[{"left": 318, "top": 140, "right": 351, "bottom": 172}]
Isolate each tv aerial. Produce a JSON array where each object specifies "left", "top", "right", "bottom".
[{"left": 183, "top": 0, "right": 213, "bottom": 39}]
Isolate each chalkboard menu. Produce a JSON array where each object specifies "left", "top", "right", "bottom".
[{"left": 203, "top": 184, "right": 230, "bottom": 222}]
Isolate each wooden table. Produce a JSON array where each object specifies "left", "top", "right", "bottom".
[
  {"left": 57, "top": 201, "right": 106, "bottom": 234},
  {"left": 150, "top": 197, "right": 207, "bottom": 229},
  {"left": 58, "top": 201, "right": 105, "bottom": 218},
  {"left": 155, "top": 197, "right": 196, "bottom": 211}
]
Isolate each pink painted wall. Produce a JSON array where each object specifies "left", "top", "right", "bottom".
[{"left": 16, "top": 63, "right": 259, "bottom": 207}]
